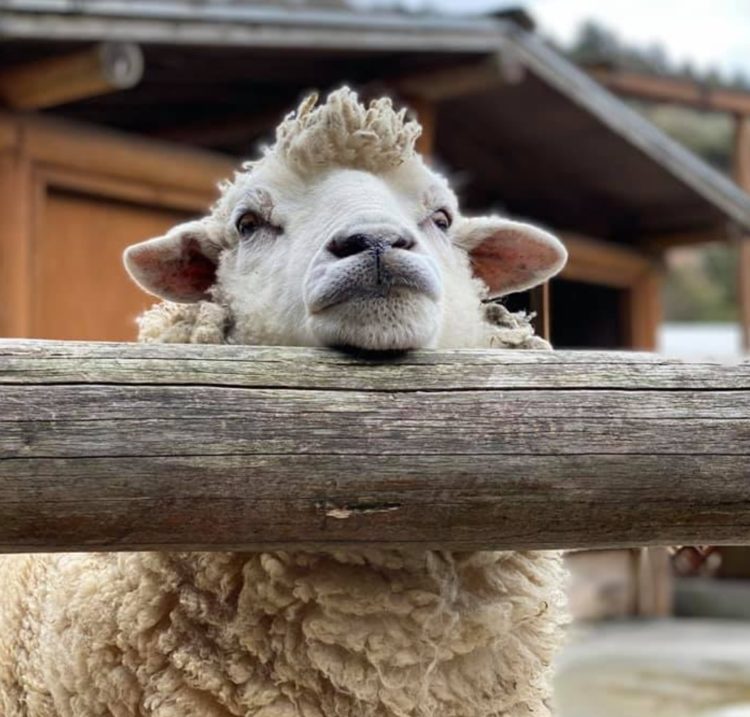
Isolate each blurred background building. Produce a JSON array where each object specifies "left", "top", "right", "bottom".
[
  {"left": 3, "top": 1, "right": 750, "bottom": 354},
  {"left": 2, "top": 2, "right": 750, "bottom": 715}
]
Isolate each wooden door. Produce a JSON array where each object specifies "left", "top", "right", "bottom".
[
  {"left": 35, "top": 190, "right": 190, "bottom": 341},
  {"left": 0, "top": 112, "right": 235, "bottom": 341}
]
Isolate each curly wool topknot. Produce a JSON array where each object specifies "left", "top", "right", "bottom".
[{"left": 256, "top": 86, "right": 423, "bottom": 174}]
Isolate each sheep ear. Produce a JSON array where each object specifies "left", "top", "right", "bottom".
[
  {"left": 123, "top": 220, "right": 221, "bottom": 303},
  {"left": 454, "top": 217, "right": 567, "bottom": 297}
]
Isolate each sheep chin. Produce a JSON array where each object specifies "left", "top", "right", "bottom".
[{"left": 307, "top": 291, "right": 441, "bottom": 351}]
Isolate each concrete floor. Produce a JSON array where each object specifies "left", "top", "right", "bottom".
[{"left": 554, "top": 620, "right": 750, "bottom": 717}]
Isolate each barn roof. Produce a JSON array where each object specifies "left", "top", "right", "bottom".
[{"left": 2, "top": 0, "right": 749, "bottom": 242}]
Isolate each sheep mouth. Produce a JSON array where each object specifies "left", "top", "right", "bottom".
[
  {"left": 308, "top": 281, "right": 438, "bottom": 315},
  {"left": 305, "top": 254, "right": 441, "bottom": 315}
]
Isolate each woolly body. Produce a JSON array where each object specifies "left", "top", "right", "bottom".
[{"left": 0, "top": 88, "right": 568, "bottom": 717}]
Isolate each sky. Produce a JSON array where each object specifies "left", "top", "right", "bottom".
[{"left": 354, "top": 0, "right": 750, "bottom": 77}]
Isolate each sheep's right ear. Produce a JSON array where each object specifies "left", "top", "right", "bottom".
[
  {"left": 453, "top": 217, "right": 567, "bottom": 298},
  {"left": 123, "top": 219, "right": 222, "bottom": 303}
]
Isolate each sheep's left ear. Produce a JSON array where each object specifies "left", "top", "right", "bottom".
[{"left": 454, "top": 217, "right": 567, "bottom": 297}]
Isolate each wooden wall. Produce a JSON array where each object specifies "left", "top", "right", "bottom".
[{"left": 0, "top": 113, "right": 234, "bottom": 341}]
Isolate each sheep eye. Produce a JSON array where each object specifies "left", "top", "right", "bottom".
[
  {"left": 431, "top": 209, "right": 452, "bottom": 232},
  {"left": 236, "top": 211, "right": 261, "bottom": 239}
]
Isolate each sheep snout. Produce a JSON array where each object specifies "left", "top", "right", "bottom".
[
  {"left": 304, "top": 248, "right": 441, "bottom": 316},
  {"left": 326, "top": 230, "right": 416, "bottom": 259}
]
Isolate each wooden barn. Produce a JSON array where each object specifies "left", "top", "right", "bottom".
[{"left": 2, "top": 1, "right": 750, "bottom": 348}]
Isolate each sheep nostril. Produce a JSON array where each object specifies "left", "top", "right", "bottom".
[
  {"left": 391, "top": 235, "right": 415, "bottom": 251},
  {"left": 327, "top": 232, "right": 415, "bottom": 259},
  {"left": 327, "top": 234, "right": 372, "bottom": 259}
]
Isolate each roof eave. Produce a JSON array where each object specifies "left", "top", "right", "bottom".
[
  {"left": 0, "top": 1, "right": 511, "bottom": 53},
  {"left": 504, "top": 27, "right": 750, "bottom": 233},
  {"left": 3, "top": 2, "right": 749, "bottom": 232}
]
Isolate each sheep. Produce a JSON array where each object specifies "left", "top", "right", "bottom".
[{"left": 0, "top": 87, "right": 568, "bottom": 717}]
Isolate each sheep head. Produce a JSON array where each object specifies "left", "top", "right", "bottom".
[{"left": 124, "top": 87, "right": 566, "bottom": 350}]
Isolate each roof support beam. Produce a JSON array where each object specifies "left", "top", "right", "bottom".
[
  {"left": 589, "top": 67, "right": 750, "bottom": 117},
  {"left": 642, "top": 228, "right": 730, "bottom": 251},
  {"left": 559, "top": 232, "right": 660, "bottom": 289},
  {"left": 152, "top": 108, "right": 279, "bottom": 148},
  {"left": 0, "top": 42, "right": 143, "bottom": 110},
  {"left": 389, "top": 52, "right": 525, "bottom": 102}
]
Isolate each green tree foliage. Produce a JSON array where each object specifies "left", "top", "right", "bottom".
[
  {"left": 664, "top": 244, "right": 738, "bottom": 322},
  {"left": 634, "top": 102, "right": 733, "bottom": 171},
  {"left": 566, "top": 19, "right": 745, "bottom": 88}
]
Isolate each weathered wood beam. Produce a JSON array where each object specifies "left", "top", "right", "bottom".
[
  {"left": 0, "top": 43, "right": 143, "bottom": 110},
  {"left": 2, "top": 340, "right": 749, "bottom": 554}
]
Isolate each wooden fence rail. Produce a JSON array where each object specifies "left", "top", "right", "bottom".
[{"left": 1, "top": 339, "right": 749, "bottom": 553}]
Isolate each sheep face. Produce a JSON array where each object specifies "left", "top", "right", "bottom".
[
  {"left": 124, "top": 89, "right": 567, "bottom": 350},
  {"left": 218, "top": 157, "right": 460, "bottom": 350}
]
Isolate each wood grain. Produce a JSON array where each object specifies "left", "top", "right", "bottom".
[{"left": 1, "top": 340, "right": 749, "bottom": 553}]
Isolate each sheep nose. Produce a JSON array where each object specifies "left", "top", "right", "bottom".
[{"left": 327, "top": 232, "right": 416, "bottom": 259}]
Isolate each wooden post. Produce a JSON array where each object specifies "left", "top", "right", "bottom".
[
  {"left": 0, "top": 43, "right": 143, "bottom": 110},
  {"left": 738, "top": 239, "right": 750, "bottom": 352},
  {"left": 404, "top": 96, "right": 436, "bottom": 159},
  {"left": 0, "top": 118, "right": 32, "bottom": 338},
  {"left": 529, "top": 283, "right": 550, "bottom": 341},
  {"left": 625, "top": 269, "right": 663, "bottom": 351},
  {"left": 635, "top": 547, "right": 674, "bottom": 617},
  {"left": 733, "top": 115, "right": 750, "bottom": 353},
  {"left": 1, "top": 340, "right": 749, "bottom": 554}
]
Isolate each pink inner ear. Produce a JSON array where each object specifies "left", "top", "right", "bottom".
[
  {"left": 131, "top": 236, "right": 216, "bottom": 302},
  {"left": 176, "top": 238, "right": 217, "bottom": 297},
  {"left": 470, "top": 233, "right": 560, "bottom": 296}
]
